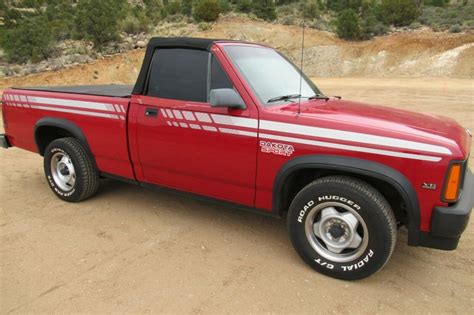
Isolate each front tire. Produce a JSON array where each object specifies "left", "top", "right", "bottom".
[
  {"left": 44, "top": 137, "right": 99, "bottom": 202},
  {"left": 288, "top": 176, "right": 397, "bottom": 280}
]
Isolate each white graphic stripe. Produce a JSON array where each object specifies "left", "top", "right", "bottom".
[
  {"left": 195, "top": 112, "right": 212, "bottom": 123},
  {"left": 211, "top": 114, "right": 258, "bottom": 129},
  {"left": 260, "top": 120, "right": 451, "bottom": 155},
  {"left": 161, "top": 109, "right": 168, "bottom": 117},
  {"left": 260, "top": 133, "right": 441, "bottom": 162},
  {"left": 28, "top": 96, "right": 116, "bottom": 112},
  {"left": 30, "top": 105, "right": 121, "bottom": 119},
  {"left": 173, "top": 110, "right": 183, "bottom": 119},
  {"left": 219, "top": 128, "right": 257, "bottom": 138},
  {"left": 202, "top": 125, "right": 217, "bottom": 132},
  {"left": 182, "top": 111, "right": 196, "bottom": 121},
  {"left": 189, "top": 124, "right": 201, "bottom": 130}
]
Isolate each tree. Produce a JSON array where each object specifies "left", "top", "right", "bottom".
[
  {"left": 1, "top": 16, "right": 53, "bottom": 63},
  {"left": 193, "top": 0, "right": 221, "bottom": 22},
  {"left": 327, "top": 0, "right": 363, "bottom": 12},
  {"left": 252, "top": 0, "right": 277, "bottom": 21},
  {"left": 74, "top": 0, "right": 128, "bottom": 49},
  {"left": 379, "top": 0, "right": 419, "bottom": 26},
  {"left": 182, "top": 0, "right": 193, "bottom": 16},
  {"left": 236, "top": 0, "right": 252, "bottom": 13},
  {"left": 335, "top": 9, "right": 361, "bottom": 40}
]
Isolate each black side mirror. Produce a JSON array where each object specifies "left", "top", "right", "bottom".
[{"left": 210, "top": 88, "right": 246, "bottom": 110}]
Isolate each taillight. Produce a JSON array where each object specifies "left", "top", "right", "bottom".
[
  {"left": 1, "top": 94, "right": 6, "bottom": 128},
  {"left": 442, "top": 163, "right": 463, "bottom": 203}
]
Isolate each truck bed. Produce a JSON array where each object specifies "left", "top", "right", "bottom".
[{"left": 12, "top": 84, "right": 134, "bottom": 98}]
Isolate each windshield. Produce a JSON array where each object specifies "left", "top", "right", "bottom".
[{"left": 223, "top": 45, "right": 321, "bottom": 106}]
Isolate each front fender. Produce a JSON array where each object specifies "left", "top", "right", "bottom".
[{"left": 272, "top": 155, "right": 421, "bottom": 246}]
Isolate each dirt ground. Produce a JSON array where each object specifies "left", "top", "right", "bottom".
[{"left": 0, "top": 77, "right": 473, "bottom": 313}]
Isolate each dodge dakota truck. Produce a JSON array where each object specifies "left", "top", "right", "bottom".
[{"left": 1, "top": 37, "right": 472, "bottom": 280}]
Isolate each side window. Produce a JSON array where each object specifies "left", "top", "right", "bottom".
[
  {"left": 210, "top": 55, "right": 233, "bottom": 90},
  {"left": 147, "top": 48, "right": 209, "bottom": 102}
]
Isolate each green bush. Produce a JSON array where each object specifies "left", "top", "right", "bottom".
[
  {"left": 449, "top": 24, "right": 462, "bottom": 33},
  {"left": 1, "top": 16, "right": 53, "bottom": 63},
  {"left": 335, "top": 9, "right": 361, "bottom": 40},
  {"left": 236, "top": 0, "right": 253, "bottom": 13},
  {"left": 44, "top": 2, "right": 76, "bottom": 41},
  {"left": 143, "top": 0, "right": 164, "bottom": 22},
  {"left": 380, "top": 0, "right": 419, "bottom": 27},
  {"left": 193, "top": 0, "right": 221, "bottom": 22},
  {"left": 74, "top": 0, "right": 127, "bottom": 49},
  {"left": 301, "top": 0, "right": 320, "bottom": 19},
  {"left": 182, "top": 0, "right": 193, "bottom": 16},
  {"left": 327, "top": 0, "right": 363, "bottom": 12},
  {"left": 361, "top": 12, "right": 388, "bottom": 39},
  {"left": 165, "top": 1, "right": 182, "bottom": 15},
  {"left": 424, "top": 0, "right": 447, "bottom": 7},
  {"left": 220, "top": 0, "right": 232, "bottom": 13},
  {"left": 236, "top": 0, "right": 252, "bottom": 13},
  {"left": 252, "top": 0, "right": 277, "bottom": 21}
]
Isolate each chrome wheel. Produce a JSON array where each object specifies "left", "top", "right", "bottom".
[
  {"left": 305, "top": 202, "right": 368, "bottom": 263},
  {"left": 50, "top": 152, "right": 76, "bottom": 192}
]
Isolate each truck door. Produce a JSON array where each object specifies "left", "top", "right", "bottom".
[{"left": 133, "top": 47, "right": 258, "bottom": 206}]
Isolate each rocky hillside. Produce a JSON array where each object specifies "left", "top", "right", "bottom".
[{"left": 0, "top": 17, "right": 473, "bottom": 90}]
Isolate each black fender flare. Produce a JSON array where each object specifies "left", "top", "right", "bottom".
[
  {"left": 34, "top": 117, "right": 91, "bottom": 156},
  {"left": 272, "top": 155, "right": 421, "bottom": 246}
]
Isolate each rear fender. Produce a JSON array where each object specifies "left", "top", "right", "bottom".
[{"left": 34, "top": 117, "right": 91, "bottom": 156}]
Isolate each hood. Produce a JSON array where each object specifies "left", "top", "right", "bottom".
[{"left": 275, "top": 98, "right": 470, "bottom": 159}]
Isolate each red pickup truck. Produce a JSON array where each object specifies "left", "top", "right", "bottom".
[{"left": 1, "top": 37, "right": 472, "bottom": 280}]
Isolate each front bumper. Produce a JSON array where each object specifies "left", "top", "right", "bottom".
[
  {"left": 0, "top": 134, "right": 11, "bottom": 149},
  {"left": 419, "top": 169, "right": 473, "bottom": 250}
]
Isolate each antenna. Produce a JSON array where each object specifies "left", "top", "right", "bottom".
[{"left": 297, "top": 0, "right": 307, "bottom": 116}]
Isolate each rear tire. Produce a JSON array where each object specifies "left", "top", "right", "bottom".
[
  {"left": 288, "top": 176, "right": 397, "bottom": 280},
  {"left": 44, "top": 137, "right": 99, "bottom": 202}
]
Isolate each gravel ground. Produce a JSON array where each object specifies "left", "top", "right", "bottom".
[{"left": 1, "top": 77, "right": 473, "bottom": 313}]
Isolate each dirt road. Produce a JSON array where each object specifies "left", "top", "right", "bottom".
[{"left": 1, "top": 78, "right": 473, "bottom": 313}]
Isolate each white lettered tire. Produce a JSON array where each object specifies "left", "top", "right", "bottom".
[{"left": 288, "top": 176, "right": 397, "bottom": 280}]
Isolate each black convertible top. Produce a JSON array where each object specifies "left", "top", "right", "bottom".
[
  {"left": 133, "top": 37, "right": 224, "bottom": 95},
  {"left": 12, "top": 37, "right": 243, "bottom": 99},
  {"left": 147, "top": 37, "right": 220, "bottom": 51}
]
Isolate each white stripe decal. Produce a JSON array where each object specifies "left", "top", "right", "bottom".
[
  {"left": 260, "top": 120, "right": 451, "bottom": 155},
  {"left": 120, "top": 105, "right": 126, "bottom": 113},
  {"left": 173, "top": 110, "right": 183, "bottom": 119},
  {"left": 28, "top": 96, "right": 115, "bottom": 112},
  {"left": 166, "top": 109, "right": 174, "bottom": 118},
  {"left": 260, "top": 133, "right": 441, "bottom": 162},
  {"left": 219, "top": 128, "right": 257, "bottom": 138},
  {"left": 182, "top": 111, "right": 196, "bottom": 121},
  {"left": 189, "top": 124, "right": 201, "bottom": 130},
  {"left": 203, "top": 125, "right": 217, "bottom": 132},
  {"left": 30, "top": 105, "right": 120, "bottom": 119},
  {"left": 161, "top": 109, "right": 168, "bottom": 118},
  {"left": 211, "top": 114, "right": 258, "bottom": 129},
  {"left": 195, "top": 112, "right": 212, "bottom": 123},
  {"left": 179, "top": 122, "right": 189, "bottom": 128}
]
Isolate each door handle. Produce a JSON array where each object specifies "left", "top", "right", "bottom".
[{"left": 145, "top": 108, "right": 158, "bottom": 117}]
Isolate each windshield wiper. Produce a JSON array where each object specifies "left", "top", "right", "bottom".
[
  {"left": 308, "top": 93, "right": 330, "bottom": 101},
  {"left": 267, "top": 94, "right": 301, "bottom": 103}
]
